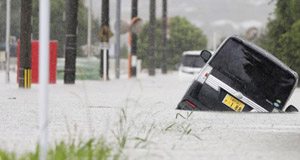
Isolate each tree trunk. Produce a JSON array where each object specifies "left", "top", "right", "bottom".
[
  {"left": 64, "top": 0, "right": 79, "bottom": 84},
  {"left": 19, "top": 0, "right": 32, "bottom": 88},
  {"left": 162, "top": 0, "right": 167, "bottom": 74},
  {"left": 148, "top": 0, "right": 156, "bottom": 76}
]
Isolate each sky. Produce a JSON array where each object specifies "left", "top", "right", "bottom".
[{"left": 89, "top": 0, "right": 276, "bottom": 49}]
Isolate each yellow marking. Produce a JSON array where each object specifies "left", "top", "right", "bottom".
[
  {"left": 24, "top": 69, "right": 27, "bottom": 88},
  {"left": 28, "top": 69, "right": 31, "bottom": 88}
]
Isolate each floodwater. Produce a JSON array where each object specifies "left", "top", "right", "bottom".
[{"left": 0, "top": 71, "right": 299, "bottom": 160}]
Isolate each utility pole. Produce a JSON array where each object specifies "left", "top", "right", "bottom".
[
  {"left": 64, "top": 0, "right": 79, "bottom": 84},
  {"left": 100, "top": 0, "right": 111, "bottom": 81},
  {"left": 130, "top": 0, "right": 138, "bottom": 77},
  {"left": 19, "top": 0, "right": 32, "bottom": 88},
  {"left": 161, "top": 0, "right": 167, "bottom": 74},
  {"left": 115, "top": 0, "right": 121, "bottom": 79},
  {"left": 87, "top": 0, "right": 92, "bottom": 57},
  {"left": 148, "top": 0, "right": 156, "bottom": 76},
  {"left": 39, "top": 0, "right": 50, "bottom": 159},
  {"left": 6, "top": 0, "right": 11, "bottom": 83}
]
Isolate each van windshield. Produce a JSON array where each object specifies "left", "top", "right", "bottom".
[
  {"left": 210, "top": 38, "right": 296, "bottom": 110},
  {"left": 182, "top": 55, "right": 205, "bottom": 68}
]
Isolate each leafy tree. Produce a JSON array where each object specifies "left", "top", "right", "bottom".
[
  {"left": 32, "top": 0, "right": 101, "bottom": 57},
  {"left": 138, "top": 16, "right": 207, "bottom": 69},
  {"left": 278, "top": 20, "right": 300, "bottom": 73},
  {"left": 0, "top": 0, "right": 100, "bottom": 57},
  {"left": 257, "top": 0, "right": 300, "bottom": 79}
]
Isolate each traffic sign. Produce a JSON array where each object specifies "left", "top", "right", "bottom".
[{"left": 98, "top": 25, "right": 114, "bottom": 42}]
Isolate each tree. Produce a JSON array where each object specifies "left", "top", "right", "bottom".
[
  {"left": 148, "top": 0, "right": 156, "bottom": 75},
  {"left": 0, "top": 0, "right": 100, "bottom": 57},
  {"left": 31, "top": 0, "right": 100, "bottom": 57},
  {"left": 64, "top": 0, "right": 79, "bottom": 84},
  {"left": 161, "top": 0, "right": 167, "bottom": 74},
  {"left": 138, "top": 16, "right": 207, "bottom": 69},
  {"left": 19, "top": 0, "right": 33, "bottom": 88},
  {"left": 257, "top": 0, "right": 300, "bottom": 78},
  {"left": 278, "top": 20, "right": 300, "bottom": 73}
]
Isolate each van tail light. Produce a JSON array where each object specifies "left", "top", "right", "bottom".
[
  {"left": 205, "top": 73, "right": 209, "bottom": 77},
  {"left": 185, "top": 100, "right": 196, "bottom": 108}
]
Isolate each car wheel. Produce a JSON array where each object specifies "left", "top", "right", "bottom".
[{"left": 285, "top": 105, "right": 298, "bottom": 112}]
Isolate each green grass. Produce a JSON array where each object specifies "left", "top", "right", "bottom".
[
  {"left": 0, "top": 139, "right": 112, "bottom": 160},
  {"left": 0, "top": 109, "right": 212, "bottom": 160}
]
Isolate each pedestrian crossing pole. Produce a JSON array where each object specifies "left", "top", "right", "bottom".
[
  {"left": 99, "top": 0, "right": 113, "bottom": 81},
  {"left": 129, "top": 0, "right": 138, "bottom": 77}
]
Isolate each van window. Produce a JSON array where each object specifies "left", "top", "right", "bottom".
[
  {"left": 209, "top": 38, "right": 296, "bottom": 109},
  {"left": 182, "top": 55, "right": 205, "bottom": 68}
]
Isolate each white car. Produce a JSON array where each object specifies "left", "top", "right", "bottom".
[{"left": 178, "top": 50, "right": 207, "bottom": 80}]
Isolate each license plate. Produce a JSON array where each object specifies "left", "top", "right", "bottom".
[{"left": 222, "top": 94, "right": 245, "bottom": 112}]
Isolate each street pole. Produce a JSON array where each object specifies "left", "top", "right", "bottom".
[
  {"left": 115, "top": 0, "right": 121, "bottom": 79},
  {"left": 64, "top": 0, "right": 79, "bottom": 84},
  {"left": 87, "top": 0, "right": 92, "bottom": 57},
  {"left": 39, "top": 0, "right": 50, "bottom": 159},
  {"left": 19, "top": 0, "right": 32, "bottom": 88},
  {"left": 148, "top": 0, "right": 156, "bottom": 76},
  {"left": 100, "top": 0, "right": 110, "bottom": 80},
  {"left": 130, "top": 0, "right": 138, "bottom": 77},
  {"left": 6, "top": 0, "right": 11, "bottom": 83},
  {"left": 213, "top": 32, "right": 217, "bottom": 51},
  {"left": 161, "top": 0, "right": 167, "bottom": 74},
  {"left": 103, "top": 44, "right": 107, "bottom": 81}
]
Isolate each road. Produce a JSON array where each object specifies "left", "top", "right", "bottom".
[{"left": 0, "top": 71, "right": 299, "bottom": 160}]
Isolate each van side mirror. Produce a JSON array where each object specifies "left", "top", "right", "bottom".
[{"left": 200, "top": 50, "right": 212, "bottom": 63}]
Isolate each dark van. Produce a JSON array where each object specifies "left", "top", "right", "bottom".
[{"left": 177, "top": 36, "right": 298, "bottom": 112}]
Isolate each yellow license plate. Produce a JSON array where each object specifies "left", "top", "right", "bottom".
[{"left": 222, "top": 94, "right": 245, "bottom": 112}]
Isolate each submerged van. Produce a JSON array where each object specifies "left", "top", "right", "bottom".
[
  {"left": 177, "top": 36, "right": 298, "bottom": 112},
  {"left": 178, "top": 51, "right": 206, "bottom": 80}
]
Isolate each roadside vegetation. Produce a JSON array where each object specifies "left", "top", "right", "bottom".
[
  {"left": 0, "top": 0, "right": 100, "bottom": 57},
  {"left": 138, "top": 16, "right": 207, "bottom": 70},
  {"left": 0, "top": 139, "right": 112, "bottom": 160},
  {"left": 0, "top": 108, "right": 212, "bottom": 160},
  {"left": 257, "top": 0, "right": 300, "bottom": 83}
]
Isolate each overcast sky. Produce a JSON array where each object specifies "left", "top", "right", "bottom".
[{"left": 89, "top": 0, "right": 275, "bottom": 48}]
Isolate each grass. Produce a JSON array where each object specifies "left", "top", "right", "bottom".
[
  {"left": 0, "top": 109, "right": 211, "bottom": 160},
  {"left": 112, "top": 108, "right": 129, "bottom": 150},
  {"left": 161, "top": 111, "right": 208, "bottom": 141},
  {"left": 0, "top": 139, "right": 112, "bottom": 160},
  {"left": 133, "top": 122, "right": 155, "bottom": 148},
  {"left": 111, "top": 108, "right": 130, "bottom": 160}
]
